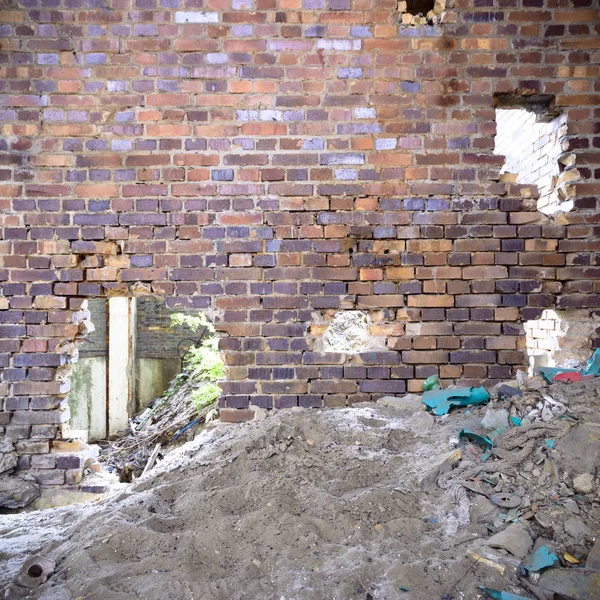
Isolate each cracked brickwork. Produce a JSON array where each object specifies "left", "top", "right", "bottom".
[{"left": 0, "top": 0, "right": 599, "bottom": 486}]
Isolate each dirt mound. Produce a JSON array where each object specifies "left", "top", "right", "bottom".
[{"left": 2, "top": 379, "right": 599, "bottom": 600}]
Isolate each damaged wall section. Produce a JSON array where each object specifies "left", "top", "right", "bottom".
[{"left": 525, "top": 309, "right": 600, "bottom": 374}]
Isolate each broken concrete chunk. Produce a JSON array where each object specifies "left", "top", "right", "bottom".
[
  {"left": 573, "top": 473, "right": 595, "bottom": 494},
  {"left": 376, "top": 394, "right": 422, "bottom": 411},
  {"left": 470, "top": 495, "right": 499, "bottom": 524},
  {"left": 587, "top": 539, "right": 600, "bottom": 571},
  {"left": 557, "top": 423, "right": 600, "bottom": 474},
  {"left": 0, "top": 473, "right": 40, "bottom": 509},
  {"left": 539, "top": 568, "right": 599, "bottom": 599},
  {"left": 249, "top": 404, "right": 268, "bottom": 422},
  {"left": 564, "top": 517, "right": 595, "bottom": 540},
  {"left": 486, "top": 523, "right": 533, "bottom": 559},
  {"left": 322, "top": 311, "right": 370, "bottom": 354}
]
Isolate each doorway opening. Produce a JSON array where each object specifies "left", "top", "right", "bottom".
[{"left": 69, "top": 297, "right": 222, "bottom": 443}]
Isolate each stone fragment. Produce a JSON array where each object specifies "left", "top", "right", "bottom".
[
  {"left": 249, "top": 405, "right": 268, "bottom": 421},
  {"left": 376, "top": 394, "right": 422, "bottom": 411},
  {"left": 0, "top": 452, "right": 18, "bottom": 474},
  {"left": 564, "top": 517, "right": 594, "bottom": 540},
  {"left": 573, "top": 473, "right": 595, "bottom": 494},
  {"left": 0, "top": 473, "right": 40, "bottom": 509},
  {"left": 486, "top": 523, "right": 533, "bottom": 559},
  {"left": 0, "top": 440, "right": 18, "bottom": 474},
  {"left": 558, "top": 423, "right": 600, "bottom": 474},
  {"left": 470, "top": 495, "right": 499, "bottom": 524}
]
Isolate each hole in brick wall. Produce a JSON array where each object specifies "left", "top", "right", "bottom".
[
  {"left": 494, "top": 98, "right": 577, "bottom": 215},
  {"left": 323, "top": 311, "right": 371, "bottom": 354},
  {"left": 69, "top": 297, "right": 223, "bottom": 442},
  {"left": 398, "top": 0, "right": 444, "bottom": 25},
  {"left": 407, "top": 0, "right": 434, "bottom": 15},
  {"left": 524, "top": 309, "right": 599, "bottom": 375}
]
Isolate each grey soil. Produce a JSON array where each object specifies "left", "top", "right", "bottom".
[{"left": 1, "top": 378, "right": 599, "bottom": 600}]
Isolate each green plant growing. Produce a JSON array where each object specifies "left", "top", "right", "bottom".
[
  {"left": 192, "top": 382, "right": 222, "bottom": 411},
  {"left": 165, "top": 312, "right": 225, "bottom": 412},
  {"left": 170, "top": 312, "right": 215, "bottom": 335}
]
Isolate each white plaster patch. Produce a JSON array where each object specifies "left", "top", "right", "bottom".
[
  {"left": 206, "top": 53, "right": 228, "bottom": 64},
  {"left": 323, "top": 311, "right": 370, "bottom": 354},
  {"left": 316, "top": 39, "right": 362, "bottom": 51},
  {"left": 175, "top": 11, "right": 219, "bottom": 23},
  {"left": 335, "top": 169, "right": 356, "bottom": 180},
  {"left": 375, "top": 138, "right": 397, "bottom": 150},
  {"left": 354, "top": 107, "right": 376, "bottom": 119},
  {"left": 259, "top": 110, "right": 283, "bottom": 122}
]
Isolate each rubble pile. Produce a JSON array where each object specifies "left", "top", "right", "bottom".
[{"left": 1, "top": 369, "right": 599, "bottom": 600}]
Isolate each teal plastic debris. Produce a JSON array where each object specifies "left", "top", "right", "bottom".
[
  {"left": 545, "top": 439, "right": 555, "bottom": 449},
  {"left": 422, "top": 374, "right": 441, "bottom": 391},
  {"left": 422, "top": 386, "right": 490, "bottom": 416},
  {"left": 480, "top": 588, "right": 530, "bottom": 600},
  {"left": 584, "top": 348, "right": 600, "bottom": 376},
  {"left": 459, "top": 429, "right": 493, "bottom": 461},
  {"left": 523, "top": 545, "right": 558, "bottom": 572},
  {"left": 538, "top": 366, "right": 578, "bottom": 384},
  {"left": 510, "top": 416, "right": 522, "bottom": 426},
  {"left": 538, "top": 349, "right": 600, "bottom": 383},
  {"left": 459, "top": 429, "right": 493, "bottom": 449}
]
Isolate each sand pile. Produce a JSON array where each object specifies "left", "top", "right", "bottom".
[{"left": 1, "top": 378, "right": 599, "bottom": 600}]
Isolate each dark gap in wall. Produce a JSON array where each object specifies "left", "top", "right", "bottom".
[{"left": 406, "top": 0, "right": 434, "bottom": 16}]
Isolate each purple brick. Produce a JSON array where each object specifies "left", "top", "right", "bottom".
[
  {"left": 86, "top": 140, "right": 107, "bottom": 151},
  {"left": 134, "top": 24, "right": 158, "bottom": 36},
  {"left": 86, "top": 53, "right": 106, "bottom": 65},
  {"left": 350, "top": 26, "right": 371, "bottom": 37},
  {"left": 111, "top": 140, "right": 132, "bottom": 151},
  {"left": 232, "top": 25, "right": 252, "bottom": 36}
]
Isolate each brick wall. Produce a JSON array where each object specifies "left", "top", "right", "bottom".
[
  {"left": 136, "top": 296, "right": 202, "bottom": 359},
  {"left": 1, "top": 0, "right": 599, "bottom": 486}
]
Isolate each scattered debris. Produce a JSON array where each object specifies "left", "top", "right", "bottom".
[
  {"left": 458, "top": 429, "right": 493, "bottom": 459},
  {"left": 423, "top": 374, "right": 442, "bottom": 391},
  {"left": 99, "top": 374, "right": 216, "bottom": 481},
  {"left": 523, "top": 546, "right": 558, "bottom": 572},
  {"left": 539, "top": 568, "right": 599, "bottom": 599},
  {"left": 376, "top": 393, "right": 422, "bottom": 411},
  {"left": 141, "top": 443, "right": 162, "bottom": 477},
  {"left": 482, "top": 408, "right": 510, "bottom": 431},
  {"left": 420, "top": 449, "right": 462, "bottom": 489},
  {"left": 486, "top": 524, "right": 533, "bottom": 560},
  {"left": 498, "top": 385, "right": 523, "bottom": 402},
  {"left": 572, "top": 473, "right": 595, "bottom": 494},
  {"left": 563, "top": 552, "right": 580, "bottom": 565},
  {"left": 423, "top": 386, "right": 490, "bottom": 416},
  {"left": 468, "top": 551, "right": 506, "bottom": 575},
  {"left": 480, "top": 587, "right": 530, "bottom": 600},
  {"left": 491, "top": 493, "right": 523, "bottom": 509},
  {"left": 563, "top": 517, "right": 594, "bottom": 540},
  {"left": 538, "top": 348, "right": 600, "bottom": 384}
]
